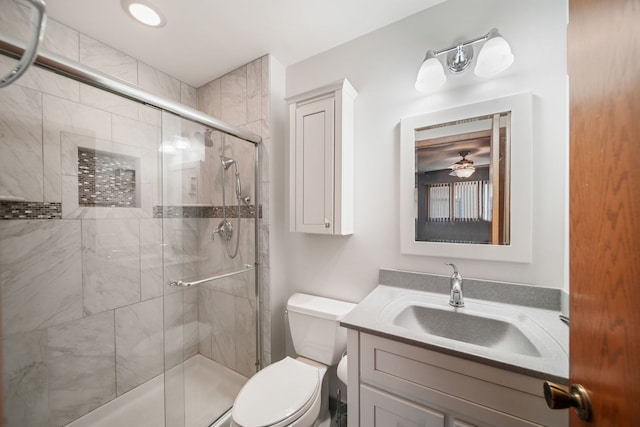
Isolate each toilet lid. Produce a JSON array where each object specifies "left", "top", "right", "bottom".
[{"left": 232, "top": 357, "right": 321, "bottom": 427}]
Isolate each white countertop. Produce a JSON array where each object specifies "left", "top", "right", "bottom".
[{"left": 341, "top": 284, "right": 569, "bottom": 383}]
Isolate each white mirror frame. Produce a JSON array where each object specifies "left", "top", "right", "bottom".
[{"left": 400, "top": 92, "right": 533, "bottom": 262}]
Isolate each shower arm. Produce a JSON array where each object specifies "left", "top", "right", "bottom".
[{"left": 0, "top": 0, "right": 47, "bottom": 88}]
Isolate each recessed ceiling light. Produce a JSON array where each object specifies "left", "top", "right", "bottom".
[{"left": 121, "top": 0, "right": 166, "bottom": 28}]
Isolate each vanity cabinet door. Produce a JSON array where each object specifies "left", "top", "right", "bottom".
[{"left": 360, "top": 385, "right": 446, "bottom": 427}]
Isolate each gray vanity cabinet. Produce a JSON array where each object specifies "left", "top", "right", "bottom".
[{"left": 348, "top": 331, "right": 567, "bottom": 427}]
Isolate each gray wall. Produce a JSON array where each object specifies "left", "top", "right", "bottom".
[{"left": 279, "top": 0, "right": 569, "bottom": 310}]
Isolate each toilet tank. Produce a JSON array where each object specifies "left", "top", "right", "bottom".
[{"left": 287, "top": 293, "right": 356, "bottom": 365}]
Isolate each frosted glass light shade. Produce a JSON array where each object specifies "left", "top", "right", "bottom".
[
  {"left": 415, "top": 53, "right": 446, "bottom": 92},
  {"left": 450, "top": 166, "right": 476, "bottom": 179},
  {"left": 474, "top": 36, "right": 514, "bottom": 77}
]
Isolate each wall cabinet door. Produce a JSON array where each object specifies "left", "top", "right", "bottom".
[
  {"left": 294, "top": 97, "right": 335, "bottom": 234},
  {"left": 287, "top": 79, "right": 357, "bottom": 235}
]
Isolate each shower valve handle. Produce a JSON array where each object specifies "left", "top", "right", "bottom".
[{"left": 213, "top": 219, "right": 233, "bottom": 242}]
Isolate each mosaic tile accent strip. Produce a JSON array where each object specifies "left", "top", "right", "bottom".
[
  {"left": 0, "top": 201, "right": 62, "bottom": 220},
  {"left": 78, "top": 147, "right": 137, "bottom": 208},
  {"left": 0, "top": 203, "right": 260, "bottom": 220},
  {"left": 153, "top": 205, "right": 261, "bottom": 219}
]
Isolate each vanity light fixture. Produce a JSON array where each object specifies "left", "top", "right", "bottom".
[
  {"left": 121, "top": 0, "right": 166, "bottom": 27},
  {"left": 415, "top": 28, "right": 514, "bottom": 93},
  {"left": 449, "top": 151, "right": 476, "bottom": 179}
]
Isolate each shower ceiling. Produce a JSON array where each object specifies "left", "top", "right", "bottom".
[{"left": 45, "top": 0, "right": 446, "bottom": 87}]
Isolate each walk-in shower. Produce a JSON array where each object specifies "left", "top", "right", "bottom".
[{"left": 0, "top": 1, "right": 262, "bottom": 426}]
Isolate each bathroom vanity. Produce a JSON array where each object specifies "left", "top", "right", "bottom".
[{"left": 341, "top": 270, "right": 569, "bottom": 427}]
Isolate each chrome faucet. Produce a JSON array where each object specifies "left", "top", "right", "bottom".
[{"left": 446, "top": 263, "right": 464, "bottom": 307}]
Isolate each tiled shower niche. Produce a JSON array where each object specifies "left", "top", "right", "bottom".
[{"left": 77, "top": 147, "right": 139, "bottom": 208}]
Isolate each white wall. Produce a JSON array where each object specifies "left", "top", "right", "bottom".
[
  {"left": 266, "top": 55, "right": 289, "bottom": 363},
  {"left": 277, "top": 0, "right": 568, "bottom": 304}
]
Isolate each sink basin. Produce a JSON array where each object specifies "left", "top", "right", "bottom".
[
  {"left": 393, "top": 304, "right": 541, "bottom": 357},
  {"left": 376, "top": 292, "right": 565, "bottom": 361}
]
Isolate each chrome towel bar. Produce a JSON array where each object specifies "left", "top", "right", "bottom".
[{"left": 170, "top": 264, "right": 255, "bottom": 287}]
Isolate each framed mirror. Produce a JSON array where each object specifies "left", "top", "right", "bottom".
[{"left": 400, "top": 92, "right": 533, "bottom": 262}]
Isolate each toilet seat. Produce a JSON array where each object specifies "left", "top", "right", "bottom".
[{"left": 232, "top": 357, "right": 323, "bottom": 427}]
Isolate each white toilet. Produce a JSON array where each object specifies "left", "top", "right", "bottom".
[{"left": 231, "top": 293, "right": 355, "bottom": 427}]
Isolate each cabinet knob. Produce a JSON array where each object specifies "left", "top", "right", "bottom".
[
  {"left": 325, "top": 221, "right": 331, "bottom": 228},
  {"left": 543, "top": 381, "right": 592, "bottom": 421}
]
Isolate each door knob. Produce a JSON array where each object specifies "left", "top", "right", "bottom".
[{"left": 543, "top": 381, "right": 592, "bottom": 421}]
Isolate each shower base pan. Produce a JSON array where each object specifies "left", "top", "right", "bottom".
[{"left": 66, "top": 355, "right": 246, "bottom": 427}]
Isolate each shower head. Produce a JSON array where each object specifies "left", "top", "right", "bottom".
[
  {"left": 220, "top": 156, "right": 237, "bottom": 170},
  {"left": 220, "top": 156, "right": 242, "bottom": 199},
  {"left": 195, "top": 129, "right": 214, "bottom": 147}
]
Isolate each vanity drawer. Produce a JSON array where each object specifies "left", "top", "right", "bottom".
[
  {"left": 359, "top": 333, "right": 567, "bottom": 427},
  {"left": 360, "top": 384, "right": 540, "bottom": 427}
]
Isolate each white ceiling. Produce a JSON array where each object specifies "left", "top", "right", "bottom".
[{"left": 45, "top": 0, "right": 445, "bottom": 88}]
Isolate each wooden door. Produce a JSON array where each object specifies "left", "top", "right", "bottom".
[{"left": 568, "top": 0, "right": 640, "bottom": 425}]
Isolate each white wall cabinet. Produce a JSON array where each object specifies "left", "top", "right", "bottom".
[
  {"left": 287, "top": 79, "right": 357, "bottom": 235},
  {"left": 347, "top": 331, "right": 568, "bottom": 427}
]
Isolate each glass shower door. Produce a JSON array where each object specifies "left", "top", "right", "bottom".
[
  {"left": 0, "top": 65, "right": 169, "bottom": 426},
  {"left": 160, "top": 111, "right": 257, "bottom": 427}
]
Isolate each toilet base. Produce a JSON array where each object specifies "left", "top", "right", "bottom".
[
  {"left": 313, "top": 409, "right": 331, "bottom": 427},
  {"left": 211, "top": 409, "right": 232, "bottom": 427},
  {"left": 228, "top": 411, "right": 331, "bottom": 427}
]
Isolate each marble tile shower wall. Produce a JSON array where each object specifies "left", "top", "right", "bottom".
[
  {"left": 0, "top": 2, "right": 202, "bottom": 426},
  {"left": 196, "top": 55, "right": 273, "bottom": 375}
]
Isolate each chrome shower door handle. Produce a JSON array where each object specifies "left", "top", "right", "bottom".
[{"left": 0, "top": 0, "right": 47, "bottom": 88}]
